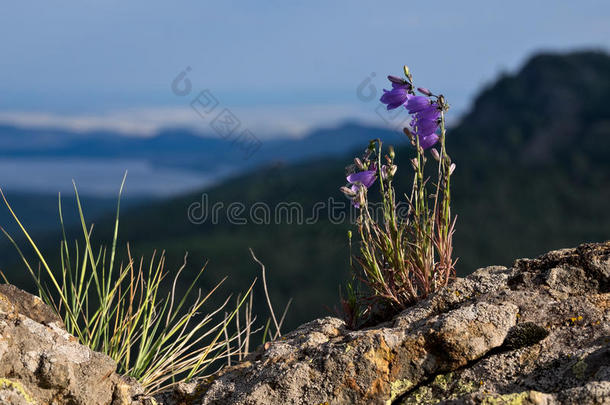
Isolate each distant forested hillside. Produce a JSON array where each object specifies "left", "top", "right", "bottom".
[{"left": 3, "top": 50, "right": 609, "bottom": 330}]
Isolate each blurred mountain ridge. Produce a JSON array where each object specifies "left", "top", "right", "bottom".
[
  {"left": 0, "top": 121, "right": 406, "bottom": 173},
  {"left": 2, "top": 49, "right": 609, "bottom": 329}
]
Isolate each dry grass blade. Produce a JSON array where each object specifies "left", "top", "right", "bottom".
[{"left": 249, "top": 248, "right": 282, "bottom": 338}]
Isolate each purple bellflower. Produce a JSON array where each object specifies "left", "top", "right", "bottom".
[
  {"left": 417, "top": 134, "right": 439, "bottom": 150},
  {"left": 378, "top": 75, "right": 441, "bottom": 149},
  {"left": 346, "top": 169, "right": 377, "bottom": 189},
  {"left": 345, "top": 166, "right": 377, "bottom": 208},
  {"left": 410, "top": 102, "right": 441, "bottom": 149},
  {"left": 406, "top": 96, "right": 432, "bottom": 114},
  {"left": 415, "top": 102, "right": 441, "bottom": 121},
  {"left": 412, "top": 117, "right": 438, "bottom": 136},
  {"left": 380, "top": 76, "right": 412, "bottom": 110}
]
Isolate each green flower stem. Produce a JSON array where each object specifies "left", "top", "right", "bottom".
[{"left": 439, "top": 110, "right": 451, "bottom": 240}]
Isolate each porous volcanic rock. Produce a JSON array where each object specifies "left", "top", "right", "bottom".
[
  {"left": 174, "top": 242, "right": 609, "bottom": 405},
  {"left": 0, "top": 284, "right": 146, "bottom": 405}
]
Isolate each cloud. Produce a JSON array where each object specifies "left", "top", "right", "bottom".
[{"left": 0, "top": 103, "right": 380, "bottom": 139}]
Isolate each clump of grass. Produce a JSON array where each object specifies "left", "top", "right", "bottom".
[
  {"left": 340, "top": 67, "right": 457, "bottom": 328},
  {"left": 0, "top": 177, "right": 285, "bottom": 395}
]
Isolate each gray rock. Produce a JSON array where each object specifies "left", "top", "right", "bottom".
[
  {"left": 3, "top": 242, "right": 609, "bottom": 404},
  {"left": 176, "top": 241, "right": 610, "bottom": 405},
  {"left": 0, "top": 284, "right": 64, "bottom": 327},
  {"left": 0, "top": 285, "right": 146, "bottom": 405}
]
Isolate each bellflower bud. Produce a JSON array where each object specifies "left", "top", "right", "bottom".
[
  {"left": 417, "top": 87, "right": 432, "bottom": 96},
  {"left": 340, "top": 186, "right": 357, "bottom": 197},
  {"left": 387, "top": 75, "right": 407, "bottom": 85},
  {"left": 381, "top": 165, "right": 397, "bottom": 180},
  {"left": 430, "top": 148, "right": 441, "bottom": 161}
]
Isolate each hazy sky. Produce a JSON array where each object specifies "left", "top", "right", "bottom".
[{"left": 1, "top": 1, "right": 609, "bottom": 136}]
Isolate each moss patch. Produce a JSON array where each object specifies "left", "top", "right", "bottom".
[
  {"left": 432, "top": 373, "right": 451, "bottom": 391},
  {"left": 388, "top": 379, "right": 413, "bottom": 403},
  {"left": 399, "top": 385, "right": 434, "bottom": 405},
  {"left": 481, "top": 392, "right": 527, "bottom": 404},
  {"left": 397, "top": 372, "right": 478, "bottom": 404},
  {"left": 0, "top": 378, "right": 35, "bottom": 404},
  {"left": 480, "top": 391, "right": 542, "bottom": 405},
  {"left": 454, "top": 378, "right": 476, "bottom": 397},
  {"left": 572, "top": 358, "right": 588, "bottom": 380},
  {"left": 502, "top": 322, "right": 549, "bottom": 350}
]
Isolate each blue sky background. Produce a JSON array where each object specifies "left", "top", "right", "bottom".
[{"left": 1, "top": 1, "right": 609, "bottom": 136}]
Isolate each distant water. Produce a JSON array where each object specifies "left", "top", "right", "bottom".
[{"left": 0, "top": 158, "right": 216, "bottom": 197}]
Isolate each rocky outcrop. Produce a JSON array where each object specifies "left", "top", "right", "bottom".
[
  {"left": 181, "top": 242, "right": 610, "bottom": 405},
  {"left": 1, "top": 242, "right": 608, "bottom": 404},
  {"left": 0, "top": 284, "right": 145, "bottom": 405}
]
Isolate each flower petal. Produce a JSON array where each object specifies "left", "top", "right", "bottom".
[
  {"left": 412, "top": 118, "right": 439, "bottom": 136},
  {"left": 349, "top": 184, "right": 362, "bottom": 208},
  {"left": 380, "top": 88, "right": 409, "bottom": 110},
  {"left": 347, "top": 170, "right": 377, "bottom": 188},
  {"left": 419, "top": 134, "right": 439, "bottom": 150},
  {"left": 406, "top": 96, "right": 432, "bottom": 113},
  {"left": 414, "top": 103, "right": 440, "bottom": 120}
]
